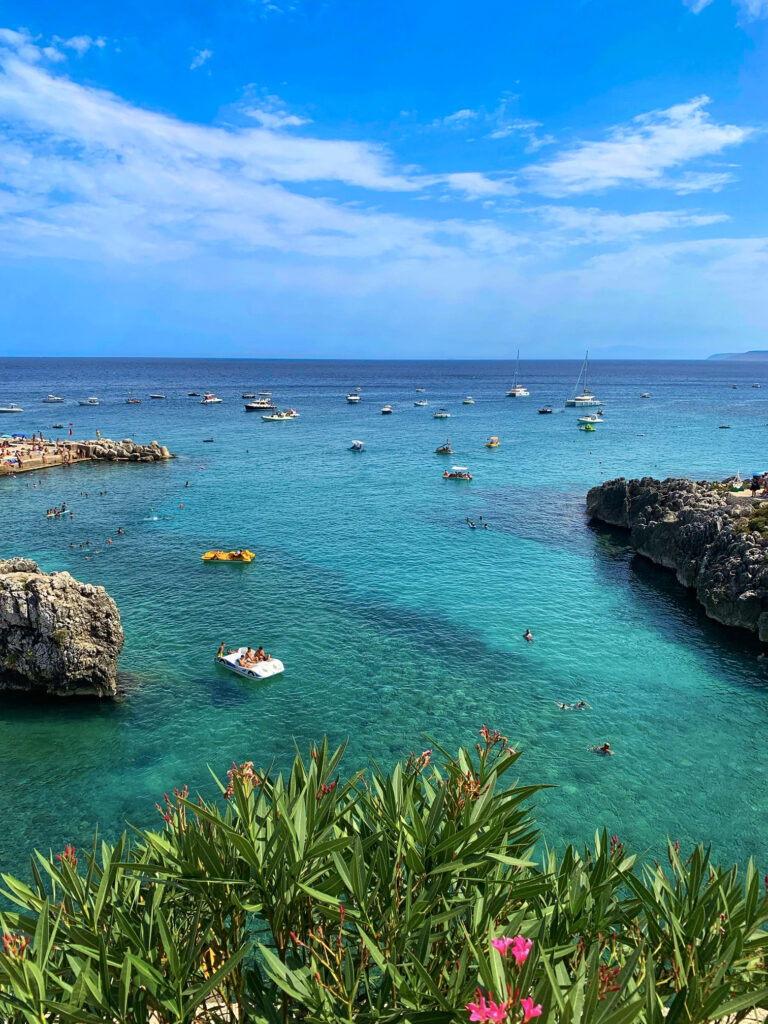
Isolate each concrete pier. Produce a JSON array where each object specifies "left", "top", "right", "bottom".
[{"left": 0, "top": 435, "right": 173, "bottom": 476}]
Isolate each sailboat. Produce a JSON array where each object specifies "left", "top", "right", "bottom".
[
  {"left": 505, "top": 350, "right": 530, "bottom": 397},
  {"left": 565, "top": 351, "right": 602, "bottom": 407}
]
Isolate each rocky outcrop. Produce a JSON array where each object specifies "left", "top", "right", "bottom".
[
  {"left": 587, "top": 477, "right": 768, "bottom": 639},
  {"left": 0, "top": 559, "right": 124, "bottom": 697},
  {"left": 71, "top": 438, "right": 173, "bottom": 463}
]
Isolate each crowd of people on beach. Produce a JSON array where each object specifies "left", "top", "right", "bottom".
[{"left": 1, "top": 432, "right": 82, "bottom": 473}]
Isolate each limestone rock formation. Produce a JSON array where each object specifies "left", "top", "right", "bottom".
[
  {"left": 0, "top": 558, "right": 124, "bottom": 697},
  {"left": 587, "top": 477, "right": 768, "bottom": 639}
]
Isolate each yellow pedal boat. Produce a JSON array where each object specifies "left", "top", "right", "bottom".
[
  {"left": 485, "top": 436, "right": 500, "bottom": 448},
  {"left": 201, "top": 549, "right": 255, "bottom": 563}
]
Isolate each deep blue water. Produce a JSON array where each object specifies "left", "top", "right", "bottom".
[{"left": 1, "top": 357, "right": 767, "bottom": 875}]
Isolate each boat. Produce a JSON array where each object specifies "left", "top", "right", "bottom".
[
  {"left": 149, "top": 394, "right": 166, "bottom": 399},
  {"left": 202, "top": 438, "right": 214, "bottom": 443},
  {"left": 349, "top": 440, "right": 364, "bottom": 451},
  {"left": 188, "top": 392, "right": 200, "bottom": 396},
  {"left": 719, "top": 425, "right": 731, "bottom": 429},
  {"left": 42, "top": 394, "right": 64, "bottom": 403},
  {"left": 259, "top": 391, "right": 272, "bottom": 396},
  {"left": 463, "top": 397, "right": 475, "bottom": 405},
  {"left": 0, "top": 404, "right": 23, "bottom": 413},
  {"left": 284, "top": 409, "right": 300, "bottom": 418},
  {"left": 262, "top": 411, "right": 295, "bottom": 421},
  {"left": 538, "top": 407, "right": 553, "bottom": 415},
  {"left": 201, "top": 549, "right": 255, "bottom": 562},
  {"left": 242, "top": 393, "right": 257, "bottom": 398},
  {"left": 414, "top": 400, "right": 428, "bottom": 407},
  {"left": 200, "top": 393, "right": 222, "bottom": 404},
  {"left": 641, "top": 392, "right": 651, "bottom": 399},
  {"left": 125, "top": 398, "right": 142, "bottom": 404},
  {"left": 416, "top": 388, "right": 425, "bottom": 392},
  {"left": 52, "top": 423, "right": 63, "bottom": 429},
  {"left": 443, "top": 465, "right": 472, "bottom": 480},
  {"left": 732, "top": 385, "right": 739, "bottom": 389},
  {"left": 577, "top": 414, "right": 603, "bottom": 424},
  {"left": 435, "top": 442, "right": 455, "bottom": 454},
  {"left": 565, "top": 351, "right": 601, "bottom": 407},
  {"left": 347, "top": 393, "right": 361, "bottom": 403},
  {"left": 754, "top": 383, "right": 762, "bottom": 389},
  {"left": 433, "top": 408, "right": 451, "bottom": 419},
  {"left": 355, "top": 387, "right": 362, "bottom": 392},
  {"left": 381, "top": 405, "right": 393, "bottom": 414},
  {"left": 485, "top": 436, "right": 500, "bottom": 448},
  {"left": 78, "top": 397, "right": 99, "bottom": 406},
  {"left": 245, "top": 399, "right": 277, "bottom": 412},
  {"left": 215, "top": 646, "right": 284, "bottom": 680},
  {"left": 506, "top": 350, "right": 530, "bottom": 397},
  {"left": 579, "top": 423, "right": 596, "bottom": 432}
]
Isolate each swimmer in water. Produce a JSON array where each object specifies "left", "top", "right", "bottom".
[
  {"left": 591, "top": 742, "right": 613, "bottom": 756},
  {"left": 555, "top": 702, "right": 573, "bottom": 710},
  {"left": 523, "top": 629, "right": 533, "bottom": 642}
]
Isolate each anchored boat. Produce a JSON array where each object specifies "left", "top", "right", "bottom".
[
  {"left": 433, "top": 408, "right": 451, "bottom": 419},
  {"left": 444, "top": 465, "right": 472, "bottom": 480},
  {"left": 215, "top": 647, "right": 284, "bottom": 680},
  {"left": 566, "top": 351, "right": 602, "bottom": 407},
  {"left": 506, "top": 350, "right": 530, "bottom": 397},
  {"left": 435, "top": 441, "right": 455, "bottom": 454},
  {"left": 485, "top": 436, "right": 500, "bottom": 448},
  {"left": 201, "top": 549, "right": 255, "bottom": 562}
]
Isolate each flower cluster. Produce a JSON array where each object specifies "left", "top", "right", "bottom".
[
  {"left": 609, "top": 834, "right": 625, "bottom": 861},
  {"left": 404, "top": 748, "right": 433, "bottom": 776},
  {"left": 56, "top": 843, "right": 77, "bottom": 867},
  {"left": 155, "top": 785, "right": 190, "bottom": 828},
  {"left": 224, "top": 762, "right": 261, "bottom": 800},
  {"left": 2, "top": 932, "right": 30, "bottom": 959},
  {"left": 316, "top": 780, "right": 338, "bottom": 801},
  {"left": 467, "top": 937, "right": 540, "bottom": 1022}
]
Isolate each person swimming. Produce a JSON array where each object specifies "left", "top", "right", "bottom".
[
  {"left": 591, "top": 742, "right": 613, "bottom": 756},
  {"left": 523, "top": 629, "right": 533, "bottom": 642}
]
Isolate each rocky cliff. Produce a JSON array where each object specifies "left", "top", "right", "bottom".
[
  {"left": 587, "top": 477, "right": 768, "bottom": 639},
  {"left": 0, "top": 558, "right": 124, "bottom": 697}
]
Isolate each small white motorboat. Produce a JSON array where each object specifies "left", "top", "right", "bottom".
[
  {"left": 0, "top": 403, "right": 23, "bottom": 413},
  {"left": 577, "top": 414, "right": 603, "bottom": 424},
  {"left": 349, "top": 439, "right": 364, "bottom": 451},
  {"left": 414, "top": 399, "right": 428, "bottom": 407},
  {"left": 200, "top": 393, "right": 222, "bottom": 404},
  {"left": 43, "top": 394, "right": 64, "bottom": 403},
  {"left": 641, "top": 392, "right": 651, "bottom": 398},
  {"left": 262, "top": 411, "right": 295, "bottom": 421},
  {"left": 463, "top": 396, "right": 475, "bottom": 405},
  {"left": 245, "top": 398, "right": 277, "bottom": 411},
  {"left": 443, "top": 465, "right": 472, "bottom": 480},
  {"left": 150, "top": 393, "right": 166, "bottom": 399},
  {"left": 259, "top": 391, "right": 272, "bottom": 396},
  {"left": 381, "top": 404, "right": 393, "bottom": 414},
  {"left": 284, "top": 408, "right": 300, "bottom": 418},
  {"left": 416, "top": 387, "right": 425, "bottom": 392},
  {"left": 215, "top": 647, "right": 284, "bottom": 680},
  {"left": 347, "top": 393, "right": 361, "bottom": 403},
  {"left": 433, "top": 408, "right": 451, "bottom": 419},
  {"left": 754, "top": 383, "right": 762, "bottom": 389},
  {"left": 125, "top": 398, "right": 142, "bottom": 404},
  {"left": 78, "top": 397, "right": 99, "bottom": 406}
]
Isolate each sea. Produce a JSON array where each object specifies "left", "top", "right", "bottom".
[{"left": 1, "top": 356, "right": 767, "bottom": 876}]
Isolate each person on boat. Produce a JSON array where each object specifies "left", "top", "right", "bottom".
[
  {"left": 217, "top": 642, "right": 226, "bottom": 659},
  {"left": 591, "top": 742, "right": 613, "bottom": 756},
  {"left": 255, "top": 646, "right": 265, "bottom": 662},
  {"left": 523, "top": 628, "right": 533, "bottom": 642},
  {"left": 238, "top": 647, "right": 254, "bottom": 667}
]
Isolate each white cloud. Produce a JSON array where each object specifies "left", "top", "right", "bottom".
[
  {"left": 530, "top": 205, "right": 728, "bottom": 242},
  {"left": 58, "top": 35, "right": 106, "bottom": 56},
  {"left": 430, "top": 108, "right": 479, "bottom": 128},
  {"left": 527, "top": 96, "right": 752, "bottom": 196},
  {"left": 684, "top": 0, "right": 768, "bottom": 17},
  {"left": 683, "top": 0, "right": 715, "bottom": 11},
  {"left": 190, "top": 48, "right": 212, "bottom": 70},
  {"left": 245, "top": 107, "right": 309, "bottom": 128}
]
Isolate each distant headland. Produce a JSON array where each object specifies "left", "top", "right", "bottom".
[{"left": 708, "top": 350, "right": 768, "bottom": 361}]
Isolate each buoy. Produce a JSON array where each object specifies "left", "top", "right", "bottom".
[
  {"left": 179, "top": 503, "right": 184, "bottom": 509},
  {"left": 107, "top": 539, "right": 112, "bottom": 544}
]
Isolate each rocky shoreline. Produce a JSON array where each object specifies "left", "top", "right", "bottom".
[
  {"left": 0, "top": 558, "right": 124, "bottom": 697},
  {"left": 587, "top": 476, "right": 768, "bottom": 640},
  {"left": 0, "top": 435, "right": 173, "bottom": 475}
]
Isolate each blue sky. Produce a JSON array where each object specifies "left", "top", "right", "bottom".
[{"left": 0, "top": 0, "right": 766, "bottom": 358}]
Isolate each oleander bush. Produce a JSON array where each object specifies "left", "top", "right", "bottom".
[{"left": 2, "top": 729, "right": 768, "bottom": 1023}]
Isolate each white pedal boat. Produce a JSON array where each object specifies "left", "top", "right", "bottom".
[{"left": 215, "top": 647, "right": 285, "bottom": 679}]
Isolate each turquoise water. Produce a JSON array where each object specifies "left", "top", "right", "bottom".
[{"left": 1, "top": 357, "right": 768, "bottom": 874}]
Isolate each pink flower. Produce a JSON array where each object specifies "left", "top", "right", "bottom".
[
  {"left": 491, "top": 936, "right": 515, "bottom": 956},
  {"left": 511, "top": 936, "right": 533, "bottom": 965},
  {"left": 467, "top": 994, "right": 489, "bottom": 1021},
  {"left": 466, "top": 992, "right": 508, "bottom": 1022},
  {"left": 520, "top": 998, "right": 542, "bottom": 1022}
]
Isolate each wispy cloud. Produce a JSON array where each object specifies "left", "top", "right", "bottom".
[
  {"left": 530, "top": 205, "right": 728, "bottom": 243},
  {"left": 683, "top": 0, "right": 768, "bottom": 18},
  {"left": 430, "top": 108, "right": 478, "bottom": 128},
  {"left": 527, "top": 96, "right": 752, "bottom": 196},
  {"left": 56, "top": 35, "right": 106, "bottom": 56},
  {"left": 190, "top": 48, "right": 212, "bottom": 70},
  {"left": 429, "top": 99, "right": 554, "bottom": 152}
]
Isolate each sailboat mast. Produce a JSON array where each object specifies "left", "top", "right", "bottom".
[{"left": 584, "top": 349, "right": 589, "bottom": 393}]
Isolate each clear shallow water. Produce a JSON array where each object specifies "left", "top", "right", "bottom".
[{"left": 1, "top": 357, "right": 768, "bottom": 874}]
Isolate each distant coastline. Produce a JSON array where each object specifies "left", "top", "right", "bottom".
[{"left": 708, "top": 350, "right": 768, "bottom": 361}]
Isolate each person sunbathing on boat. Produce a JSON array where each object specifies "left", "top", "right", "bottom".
[
  {"left": 254, "top": 646, "right": 265, "bottom": 662},
  {"left": 238, "top": 647, "right": 254, "bottom": 667}
]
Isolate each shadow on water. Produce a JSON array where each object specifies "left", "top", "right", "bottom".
[{"left": 588, "top": 519, "right": 768, "bottom": 687}]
